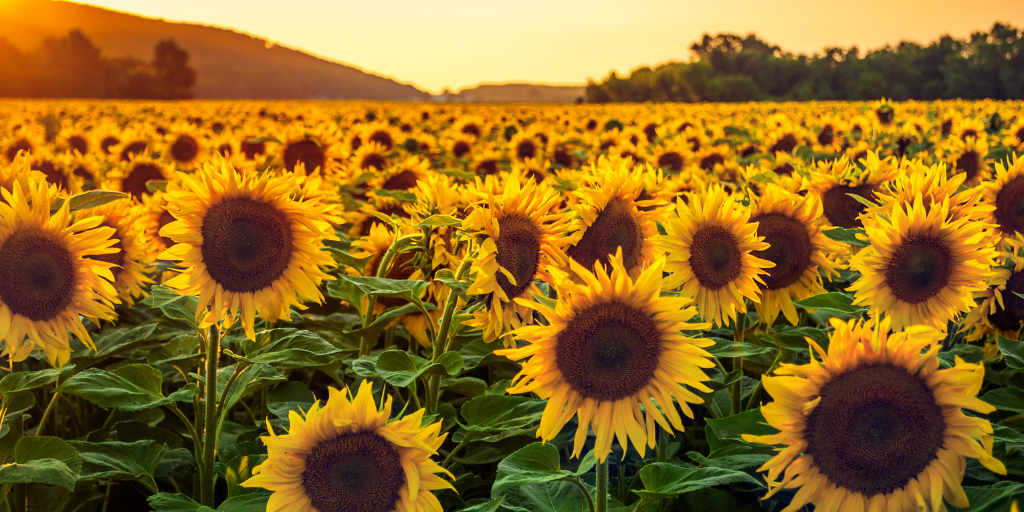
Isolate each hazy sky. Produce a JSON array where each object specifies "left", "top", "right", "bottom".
[{"left": 71, "top": 0, "right": 1024, "bottom": 94}]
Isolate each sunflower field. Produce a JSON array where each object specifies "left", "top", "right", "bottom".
[{"left": 0, "top": 98, "right": 1022, "bottom": 512}]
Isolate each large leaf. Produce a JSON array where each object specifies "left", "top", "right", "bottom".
[
  {"left": 0, "top": 368, "right": 64, "bottom": 395},
  {"left": 0, "top": 436, "right": 82, "bottom": 491},
  {"left": 50, "top": 190, "right": 130, "bottom": 212},
  {"left": 459, "top": 498, "right": 505, "bottom": 512},
  {"left": 372, "top": 350, "right": 463, "bottom": 387},
  {"left": 981, "top": 387, "right": 1024, "bottom": 415},
  {"left": 141, "top": 285, "right": 201, "bottom": 331},
  {"left": 330, "top": 275, "right": 430, "bottom": 309},
  {"left": 822, "top": 227, "right": 869, "bottom": 247},
  {"left": 996, "top": 334, "right": 1024, "bottom": 370},
  {"left": 240, "top": 328, "right": 343, "bottom": 369},
  {"left": 148, "top": 492, "right": 211, "bottom": 512},
  {"left": 222, "top": 454, "right": 268, "bottom": 499},
  {"left": 633, "top": 463, "right": 763, "bottom": 502},
  {"left": 458, "top": 395, "right": 546, "bottom": 442},
  {"left": 266, "top": 381, "right": 316, "bottom": 420},
  {"left": 56, "top": 364, "right": 197, "bottom": 411},
  {"left": 70, "top": 323, "right": 161, "bottom": 369},
  {"left": 492, "top": 442, "right": 595, "bottom": 498},
  {"left": 501, "top": 481, "right": 592, "bottom": 512},
  {"left": 217, "top": 492, "right": 271, "bottom": 512},
  {"left": 71, "top": 440, "right": 168, "bottom": 492},
  {"left": 705, "top": 408, "right": 775, "bottom": 452},
  {"left": 952, "top": 481, "right": 1024, "bottom": 511},
  {"left": 792, "top": 292, "right": 866, "bottom": 316},
  {"left": 707, "top": 337, "right": 773, "bottom": 358},
  {"left": 218, "top": 363, "right": 286, "bottom": 414}
]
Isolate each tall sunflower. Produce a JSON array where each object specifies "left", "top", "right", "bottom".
[
  {"left": 743, "top": 317, "right": 1006, "bottom": 512},
  {"left": 497, "top": 252, "right": 714, "bottom": 462},
  {"left": 242, "top": 381, "right": 452, "bottom": 512},
  {"left": 0, "top": 176, "right": 119, "bottom": 366},
  {"left": 656, "top": 184, "right": 773, "bottom": 327},
  {"left": 79, "top": 199, "right": 157, "bottom": 306},
  {"left": 159, "top": 157, "right": 338, "bottom": 340},
  {"left": 464, "top": 170, "right": 572, "bottom": 346},
  {"left": 749, "top": 185, "right": 843, "bottom": 326},
  {"left": 849, "top": 196, "right": 995, "bottom": 331}
]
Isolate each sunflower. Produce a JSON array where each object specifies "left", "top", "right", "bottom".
[
  {"left": 749, "top": 185, "right": 843, "bottom": 326},
  {"left": 743, "top": 317, "right": 1006, "bottom": 512},
  {"left": 79, "top": 199, "right": 157, "bottom": 306},
  {"left": 497, "top": 252, "right": 714, "bottom": 462},
  {"left": 961, "top": 244, "right": 1024, "bottom": 357},
  {"left": 566, "top": 163, "right": 667, "bottom": 278},
  {"left": 807, "top": 156, "right": 893, "bottom": 230},
  {"left": 241, "top": 381, "right": 452, "bottom": 512},
  {"left": 944, "top": 135, "right": 990, "bottom": 187},
  {"left": 866, "top": 159, "right": 987, "bottom": 228},
  {"left": 657, "top": 184, "right": 773, "bottom": 327},
  {"left": 351, "top": 142, "right": 389, "bottom": 173},
  {"left": 508, "top": 132, "right": 541, "bottom": 162},
  {"left": 982, "top": 153, "right": 1024, "bottom": 248},
  {"left": 159, "top": 157, "right": 338, "bottom": 340},
  {"left": 108, "top": 156, "right": 173, "bottom": 202},
  {"left": 0, "top": 174, "right": 119, "bottom": 366},
  {"left": 367, "top": 156, "right": 430, "bottom": 194},
  {"left": 464, "top": 170, "right": 572, "bottom": 346},
  {"left": 165, "top": 122, "right": 204, "bottom": 169},
  {"left": 277, "top": 126, "right": 339, "bottom": 174},
  {"left": 849, "top": 196, "right": 995, "bottom": 331}
]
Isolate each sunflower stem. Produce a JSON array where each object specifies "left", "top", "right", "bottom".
[
  {"left": 200, "top": 325, "right": 221, "bottom": 507},
  {"left": 426, "top": 256, "right": 474, "bottom": 415},
  {"left": 731, "top": 314, "right": 746, "bottom": 416},
  {"left": 35, "top": 391, "right": 61, "bottom": 436},
  {"left": 596, "top": 459, "right": 608, "bottom": 512}
]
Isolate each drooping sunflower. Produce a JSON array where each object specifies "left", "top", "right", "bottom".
[
  {"left": 656, "top": 184, "right": 773, "bottom": 327},
  {"left": 78, "top": 199, "right": 157, "bottom": 306},
  {"left": 464, "top": 170, "right": 572, "bottom": 346},
  {"left": 566, "top": 163, "right": 667, "bottom": 278},
  {"left": 749, "top": 185, "right": 843, "bottom": 326},
  {"left": 241, "top": 381, "right": 452, "bottom": 512},
  {"left": 743, "top": 317, "right": 1006, "bottom": 512},
  {"left": 0, "top": 175, "right": 119, "bottom": 366},
  {"left": 497, "top": 252, "right": 714, "bottom": 462},
  {"left": 849, "top": 196, "right": 995, "bottom": 331},
  {"left": 159, "top": 157, "right": 338, "bottom": 340}
]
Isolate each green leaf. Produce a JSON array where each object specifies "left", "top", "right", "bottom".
[
  {"left": 71, "top": 323, "right": 161, "bottom": 369},
  {"left": 266, "top": 381, "right": 316, "bottom": 420},
  {"left": 996, "top": 334, "right": 1024, "bottom": 370},
  {"left": 708, "top": 338, "right": 773, "bottom": 358},
  {"left": 218, "top": 364, "right": 286, "bottom": 415},
  {"left": 762, "top": 325, "right": 829, "bottom": 355},
  {"left": 981, "top": 387, "right": 1024, "bottom": 414},
  {"left": 792, "top": 292, "right": 866, "bottom": 316},
  {"left": 822, "top": 227, "right": 869, "bottom": 247},
  {"left": 374, "top": 350, "right": 463, "bottom": 387},
  {"left": 459, "top": 395, "right": 546, "bottom": 442},
  {"left": 705, "top": 408, "right": 775, "bottom": 452},
  {"left": 325, "top": 247, "right": 374, "bottom": 274},
  {"left": 341, "top": 302, "right": 435, "bottom": 344},
  {"left": 147, "top": 180, "right": 169, "bottom": 193},
  {"left": 0, "top": 437, "right": 82, "bottom": 491},
  {"left": 501, "top": 481, "right": 591, "bottom": 512},
  {"left": 148, "top": 492, "right": 211, "bottom": 512},
  {"left": 217, "top": 492, "right": 271, "bottom": 512},
  {"left": 687, "top": 451, "right": 772, "bottom": 471},
  {"left": 223, "top": 454, "right": 268, "bottom": 499},
  {"left": 51, "top": 190, "right": 130, "bottom": 212},
  {"left": 0, "top": 368, "right": 64, "bottom": 395},
  {"left": 434, "top": 269, "right": 471, "bottom": 301},
  {"left": 56, "top": 364, "right": 197, "bottom": 411},
  {"left": 492, "top": 442, "right": 595, "bottom": 498},
  {"left": 71, "top": 440, "right": 168, "bottom": 492},
  {"left": 141, "top": 285, "right": 201, "bottom": 331},
  {"left": 241, "top": 329, "right": 343, "bottom": 369},
  {"left": 416, "top": 214, "right": 463, "bottom": 228},
  {"left": 952, "top": 481, "right": 1024, "bottom": 511},
  {"left": 633, "top": 463, "right": 762, "bottom": 502},
  {"left": 459, "top": 498, "right": 505, "bottom": 512},
  {"left": 333, "top": 275, "right": 430, "bottom": 308}
]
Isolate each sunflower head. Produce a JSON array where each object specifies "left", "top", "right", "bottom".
[
  {"left": 744, "top": 317, "right": 1006, "bottom": 512},
  {"left": 242, "top": 381, "right": 453, "bottom": 512}
]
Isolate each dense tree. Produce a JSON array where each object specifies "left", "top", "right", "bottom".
[
  {"left": 587, "top": 23, "right": 1024, "bottom": 103},
  {"left": 0, "top": 30, "right": 196, "bottom": 99}
]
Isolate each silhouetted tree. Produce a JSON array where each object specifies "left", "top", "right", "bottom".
[{"left": 152, "top": 39, "right": 196, "bottom": 99}]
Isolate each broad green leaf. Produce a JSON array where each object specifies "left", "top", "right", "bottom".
[
  {"left": 155, "top": 447, "right": 195, "bottom": 478},
  {"left": 633, "top": 463, "right": 763, "bottom": 502},
  {"left": 325, "top": 247, "right": 373, "bottom": 274},
  {"left": 71, "top": 323, "right": 161, "bottom": 369},
  {"left": 762, "top": 325, "right": 829, "bottom": 355},
  {"left": 52, "top": 190, "right": 130, "bottom": 212},
  {"left": 705, "top": 408, "right": 775, "bottom": 452},
  {"left": 71, "top": 440, "right": 168, "bottom": 492},
  {"left": 147, "top": 180, "right": 169, "bottom": 193},
  {"left": 951, "top": 481, "right": 1024, "bottom": 511},
  {"left": 459, "top": 498, "right": 504, "bottom": 512},
  {"left": 223, "top": 454, "right": 268, "bottom": 499},
  {"left": 342, "top": 302, "right": 436, "bottom": 342},
  {"left": 687, "top": 451, "right": 772, "bottom": 471},
  {"left": 57, "top": 364, "right": 197, "bottom": 411},
  {"left": 141, "top": 285, "right": 201, "bottom": 331},
  {"left": 492, "top": 442, "right": 595, "bottom": 498},
  {"left": 501, "top": 481, "right": 591, "bottom": 512},
  {"left": 434, "top": 269, "right": 471, "bottom": 301},
  {"left": 0, "top": 368, "right": 64, "bottom": 395},
  {"left": 217, "top": 492, "right": 271, "bottom": 512},
  {"left": 148, "top": 492, "right": 211, "bottom": 512},
  {"left": 218, "top": 363, "right": 286, "bottom": 414},
  {"left": 241, "top": 328, "right": 342, "bottom": 369},
  {"left": 266, "top": 381, "right": 316, "bottom": 420},
  {"left": 792, "top": 292, "right": 866, "bottom": 316},
  {"left": 459, "top": 395, "right": 546, "bottom": 442},
  {"left": 708, "top": 337, "right": 773, "bottom": 358},
  {"left": 416, "top": 214, "right": 462, "bottom": 227},
  {"left": 374, "top": 350, "right": 463, "bottom": 387},
  {"left": 0, "top": 437, "right": 82, "bottom": 491},
  {"left": 822, "top": 227, "right": 869, "bottom": 247},
  {"left": 981, "top": 387, "right": 1024, "bottom": 414},
  {"left": 332, "top": 275, "right": 430, "bottom": 309},
  {"left": 996, "top": 334, "right": 1024, "bottom": 370}
]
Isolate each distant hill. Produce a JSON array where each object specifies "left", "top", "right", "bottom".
[
  {"left": 0, "top": 0, "right": 429, "bottom": 100},
  {"left": 453, "top": 83, "right": 586, "bottom": 103}
]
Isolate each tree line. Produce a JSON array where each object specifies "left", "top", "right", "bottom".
[
  {"left": 586, "top": 23, "right": 1024, "bottom": 103},
  {"left": 0, "top": 29, "right": 196, "bottom": 99}
]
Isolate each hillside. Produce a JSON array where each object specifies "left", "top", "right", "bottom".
[
  {"left": 453, "top": 83, "right": 585, "bottom": 103},
  {"left": 0, "top": 0, "right": 429, "bottom": 100}
]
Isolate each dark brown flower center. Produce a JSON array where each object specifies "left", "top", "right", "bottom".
[
  {"left": 475, "top": 159, "right": 498, "bottom": 176},
  {"left": 368, "top": 130, "right": 394, "bottom": 150},
  {"left": 200, "top": 198, "right": 294, "bottom": 293},
  {"left": 689, "top": 225, "right": 742, "bottom": 290},
  {"left": 452, "top": 141, "right": 471, "bottom": 158},
  {"left": 805, "top": 364, "right": 945, "bottom": 497},
  {"left": 494, "top": 214, "right": 541, "bottom": 301},
  {"left": 556, "top": 301, "right": 661, "bottom": 401},
  {"left": 884, "top": 236, "right": 952, "bottom": 304},
  {"left": 461, "top": 123, "right": 481, "bottom": 137},
  {"left": 241, "top": 137, "right": 266, "bottom": 160},
  {"left": 567, "top": 199, "right": 643, "bottom": 274},
  {"left": 699, "top": 153, "right": 724, "bottom": 170},
  {"left": 100, "top": 136, "right": 120, "bottom": 155},
  {"left": 751, "top": 213, "right": 812, "bottom": 290},
  {"left": 382, "top": 170, "right": 419, "bottom": 191},
  {"left": 773, "top": 163, "right": 794, "bottom": 177},
  {"left": 0, "top": 229, "right": 77, "bottom": 321},
  {"left": 955, "top": 150, "right": 983, "bottom": 182},
  {"left": 5, "top": 138, "right": 33, "bottom": 163},
  {"left": 284, "top": 139, "right": 326, "bottom": 173},
  {"left": 821, "top": 184, "right": 874, "bottom": 229},
  {"left": 516, "top": 140, "right": 537, "bottom": 160},
  {"left": 32, "top": 160, "right": 69, "bottom": 191},
  {"left": 994, "top": 175, "right": 1024, "bottom": 236},
  {"left": 657, "top": 152, "right": 684, "bottom": 172},
  {"left": 68, "top": 135, "right": 88, "bottom": 155},
  {"left": 119, "top": 140, "right": 147, "bottom": 162},
  {"left": 121, "top": 163, "right": 164, "bottom": 201},
  {"left": 770, "top": 133, "right": 798, "bottom": 154},
  {"left": 171, "top": 134, "right": 200, "bottom": 163},
  {"left": 360, "top": 152, "right": 387, "bottom": 171},
  {"left": 302, "top": 431, "right": 405, "bottom": 512}
]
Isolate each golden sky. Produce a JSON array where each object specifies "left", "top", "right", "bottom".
[{"left": 68, "top": 0, "right": 1024, "bottom": 94}]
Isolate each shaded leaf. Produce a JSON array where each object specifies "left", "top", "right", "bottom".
[
  {"left": 71, "top": 440, "right": 167, "bottom": 492},
  {"left": 633, "top": 463, "right": 763, "bottom": 502},
  {"left": 57, "top": 364, "right": 197, "bottom": 411},
  {"left": 996, "top": 334, "right": 1024, "bottom": 370},
  {"left": 492, "top": 442, "right": 595, "bottom": 498}
]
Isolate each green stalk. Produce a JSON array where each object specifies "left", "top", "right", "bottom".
[
  {"left": 596, "top": 459, "right": 608, "bottom": 512},
  {"left": 34, "top": 391, "right": 61, "bottom": 436},
  {"left": 358, "top": 234, "right": 412, "bottom": 356},
  {"left": 200, "top": 325, "right": 221, "bottom": 507},
  {"left": 730, "top": 314, "right": 746, "bottom": 416},
  {"left": 426, "top": 256, "right": 473, "bottom": 415}
]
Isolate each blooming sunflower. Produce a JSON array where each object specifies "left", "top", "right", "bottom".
[
  {"left": 79, "top": 199, "right": 157, "bottom": 307},
  {"left": 159, "top": 157, "right": 338, "bottom": 340},
  {"left": 961, "top": 244, "right": 1024, "bottom": 357},
  {"left": 241, "top": 381, "right": 452, "bottom": 512},
  {"left": 743, "top": 317, "right": 1006, "bottom": 512},
  {"left": 849, "top": 196, "right": 995, "bottom": 331},
  {"left": 108, "top": 156, "right": 173, "bottom": 202},
  {"left": 749, "top": 185, "right": 843, "bottom": 326},
  {"left": 497, "top": 252, "right": 714, "bottom": 462},
  {"left": 807, "top": 156, "right": 894, "bottom": 230},
  {"left": 982, "top": 153, "right": 1024, "bottom": 248},
  {"left": 566, "top": 163, "right": 667, "bottom": 278},
  {"left": 464, "top": 170, "right": 572, "bottom": 346},
  {"left": 656, "top": 184, "right": 773, "bottom": 327},
  {"left": 0, "top": 175, "right": 119, "bottom": 366},
  {"left": 944, "top": 135, "right": 990, "bottom": 187}
]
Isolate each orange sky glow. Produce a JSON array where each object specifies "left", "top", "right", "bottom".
[{"left": 59, "top": 0, "right": 1024, "bottom": 94}]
